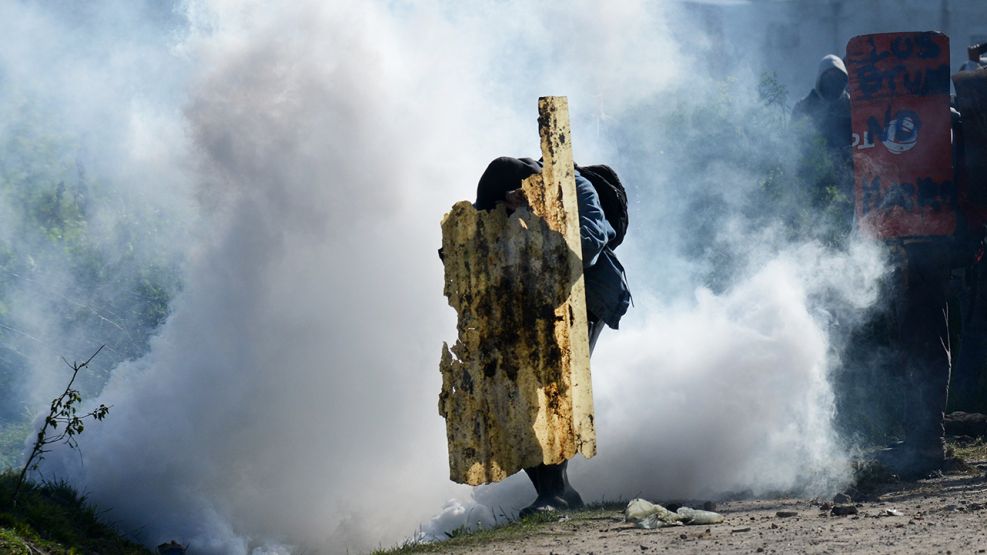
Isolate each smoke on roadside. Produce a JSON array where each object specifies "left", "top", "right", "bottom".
[{"left": 0, "top": 1, "right": 893, "bottom": 552}]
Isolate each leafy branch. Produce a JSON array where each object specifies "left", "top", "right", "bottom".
[{"left": 12, "top": 345, "right": 111, "bottom": 504}]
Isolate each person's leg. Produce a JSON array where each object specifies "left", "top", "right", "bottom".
[
  {"left": 588, "top": 315, "right": 606, "bottom": 354},
  {"left": 952, "top": 259, "right": 987, "bottom": 411},
  {"left": 519, "top": 464, "right": 568, "bottom": 517},
  {"left": 891, "top": 244, "right": 951, "bottom": 478},
  {"left": 559, "top": 459, "right": 583, "bottom": 509},
  {"left": 560, "top": 316, "right": 606, "bottom": 509},
  {"left": 520, "top": 315, "right": 604, "bottom": 516}
]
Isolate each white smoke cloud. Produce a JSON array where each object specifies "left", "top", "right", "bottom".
[
  {"left": 1, "top": 0, "right": 892, "bottom": 553},
  {"left": 0, "top": 1, "right": 194, "bottom": 414},
  {"left": 575, "top": 239, "right": 886, "bottom": 502}
]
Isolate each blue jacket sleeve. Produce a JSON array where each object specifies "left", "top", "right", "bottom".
[{"left": 575, "top": 172, "right": 615, "bottom": 268}]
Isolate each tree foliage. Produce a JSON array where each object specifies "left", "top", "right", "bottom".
[
  {"left": 0, "top": 92, "right": 180, "bottom": 465},
  {"left": 12, "top": 346, "right": 110, "bottom": 504}
]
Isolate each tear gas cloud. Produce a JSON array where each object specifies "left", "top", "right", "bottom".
[
  {"left": 0, "top": 1, "right": 193, "bottom": 421},
  {"left": 0, "top": 0, "right": 891, "bottom": 553}
]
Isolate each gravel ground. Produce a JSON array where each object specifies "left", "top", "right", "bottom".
[{"left": 426, "top": 460, "right": 987, "bottom": 554}]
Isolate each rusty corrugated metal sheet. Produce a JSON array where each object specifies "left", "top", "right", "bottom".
[
  {"left": 439, "top": 97, "right": 595, "bottom": 486},
  {"left": 847, "top": 32, "right": 955, "bottom": 238}
]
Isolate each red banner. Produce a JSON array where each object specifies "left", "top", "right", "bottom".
[{"left": 847, "top": 32, "right": 954, "bottom": 239}]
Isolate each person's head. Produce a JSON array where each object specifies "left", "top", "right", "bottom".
[
  {"left": 818, "top": 68, "right": 848, "bottom": 100},
  {"left": 815, "top": 54, "right": 849, "bottom": 101},
  {"left": 475, "top": 157, "right": 540, "bottom": 210}
]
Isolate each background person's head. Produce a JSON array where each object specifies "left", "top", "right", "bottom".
[
  {"left": 818, "top": 68, "right": 848, "bottom": 101},
  {"left": 815, "top": 54, "right": 849, "bottom": 101}
]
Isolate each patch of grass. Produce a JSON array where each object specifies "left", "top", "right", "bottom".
[
  {"left": 372, "top": 503, "right": 626, "bottom": 554},
  {"left": 0, "top": 470, "right": 150, "bottom": 554},
  {"left": 948, "top": 437, "right": 987, "bottom": 462}
]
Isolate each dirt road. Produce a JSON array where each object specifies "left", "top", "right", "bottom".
[{"left": 417, "top": 459, "right": 987, "bottom": 554}]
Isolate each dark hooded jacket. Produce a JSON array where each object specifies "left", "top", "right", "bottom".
[
  {"left": 793, "top": 54, "right": 852, "bottom": 152},
  {"left": 793, "top": 55, "right": 854, "bottom": 211}
]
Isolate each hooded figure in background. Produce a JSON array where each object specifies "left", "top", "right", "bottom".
[
  {"left": 793, "top": 54, "right": 852, "bottom": 154},
  {"left": 793, "top": 54, "right": 854, "bottom": 221}
]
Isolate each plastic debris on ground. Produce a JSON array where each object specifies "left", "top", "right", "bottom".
[
  {"left": 676, "top": 506, "right": 726, "bottom": 524},
  {"left": 624, "top": 498, "right": 725, "bottom": 529}
]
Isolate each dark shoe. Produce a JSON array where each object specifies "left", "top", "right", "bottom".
[
  {"left": 522, "top": 461, "right": 579, "bottom": 516},
  {"left": 560, "top": 462, "right": 584, "bottom": 510},
  {"left": 562, "top": 487, "right": 584, "bottom": 510},
  {"left": 519, "top": 495, "right": 568, "bottom": 518}
]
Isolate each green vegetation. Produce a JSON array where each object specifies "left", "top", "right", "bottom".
[
  {"left": 948, "top": 437, "right": 987, "bottom": 462},
  {"left": 0, "top": 85, "right": 182, "bottom": 552},
  {"left": 0, "top": 471, "right": 149, "bottom": 554},
  {"left": 0, "top": 91, "right": 181, "bottom": 466},
  {"left": 13, "top": 347, "right": 110, "bottom": 504},
  {"left": 371, "top": 504, "right": 624, "bottom": 555},
  {"left": 0, "top": 348, "right": 136, "bottom": 553}
]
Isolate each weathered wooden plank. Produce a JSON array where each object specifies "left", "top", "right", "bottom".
[{"left": 439, "top": 96, "right": 595, "bottom": 486}]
